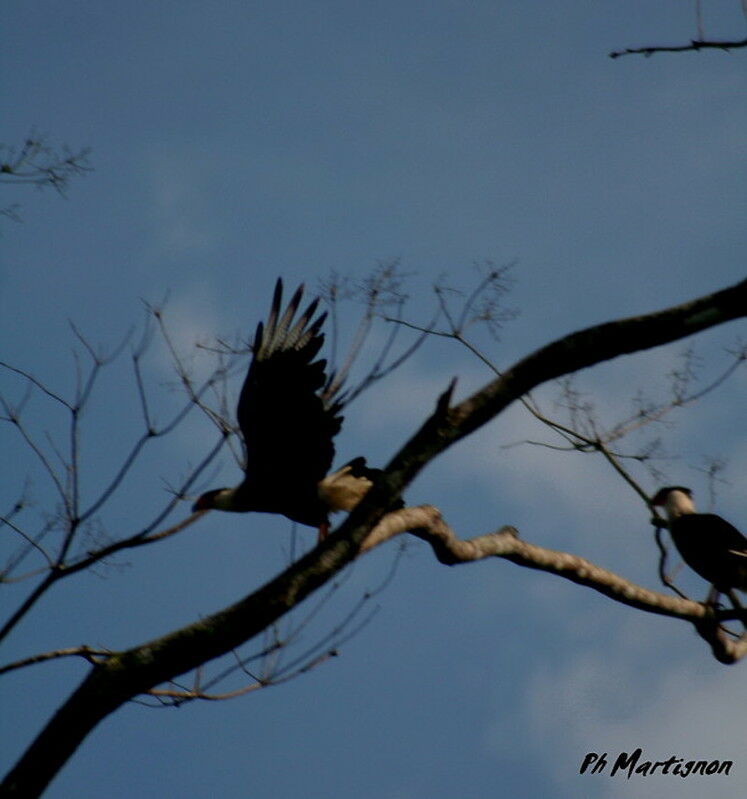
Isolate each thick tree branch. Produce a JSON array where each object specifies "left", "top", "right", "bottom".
[
  {"left": 363, "top": 506, "right": 709, "bottom": 620},
  {"left": 365, "top": 506, "right": 747, "bottom": 665},
  {"left": 374, "top": 277, "right": 747, "bottom": 503},
  {"left": 0, "top": 506, "right": 384, "bottom": 797},
  {"left": 3, "top": 277, "right": 746, "bottom": 797}
]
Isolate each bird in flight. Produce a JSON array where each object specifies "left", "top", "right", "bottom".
[
  {"left": 192, "top": 279, "right": 387, "bottom": 542},
  {"left": 652, "top": 486, "right": 747, "bottom": 605}
]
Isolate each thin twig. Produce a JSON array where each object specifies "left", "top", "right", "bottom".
[
  {"left": 0, "top": 646, "right": 112, "bottom": 676},
  {"left": 610, "top": 36, "right": 747, "bottom": 59}
]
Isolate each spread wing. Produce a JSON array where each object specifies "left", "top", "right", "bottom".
[{"left": 236, "top": 279, "right": 343, "bottom": 500}]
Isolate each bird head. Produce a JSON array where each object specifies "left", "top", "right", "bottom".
[
  {"left": 192, "top": 488, "right": 235, "bottom": 512},
  {"left": 651, "top": 486, "right": 693, "bottom": 507},
  {"left": 652, "top": 486, "right": 696, "bottom": 519}
]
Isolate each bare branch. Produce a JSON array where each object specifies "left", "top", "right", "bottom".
[
  {"left": 0, "top": 134, "right": 92, "bottom": 194},
  {"left": 150, "top": 303, "right": 236, "bottom": 435},
  {"left": 0, "top": 646, "right": 111, "bottom": 676},
  {"left": 3, "top": 277, "right": 746, "bottom": 797},
  {"left": 316, "top": 261, "right": 432, "bottom": 406},
  {"left": 362, "top": 506, "right": 747, "bottom": 665},
  {"left": 0, "top": 133, "right": 92, "bottom": 222},
  {"left": 610, "top": 36, "right": 747, "bottom": 59},
  {"left": 0, "top": 392, "right": 70, "bottom": 511},
  {"left": 0, "top": 361, "right": 71, "bottom": 408},
  {"left": 142, "top": 648, "right": 339, "bottom": 706},
  {"left": 0, "top": 515, "right": 55, "bottom": 574},
  {"left": 361, "top": 506, "right": 741, "bottom": 628}
]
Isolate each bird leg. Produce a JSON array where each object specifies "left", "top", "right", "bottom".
[{"left": 317, "top": 522, "right": 329, "bottom": 544}]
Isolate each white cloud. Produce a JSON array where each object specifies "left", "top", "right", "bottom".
[
  {"left": 146, "top": 147, "right": 217, "bottom": 256},
  {"left": 519, "top": 642, "right": 747, "bottom": 799}
]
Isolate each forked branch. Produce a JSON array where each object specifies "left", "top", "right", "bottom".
[
  {"left": 3, "top": 276, "right": 747, "bottom": 797},
  {"left": 363, "top": 506, "right": 747, "bottom": 664}
]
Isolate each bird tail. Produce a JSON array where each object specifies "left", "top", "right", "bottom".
[{"left": 318, "top": 457, "right": 403, "bottom": 513}]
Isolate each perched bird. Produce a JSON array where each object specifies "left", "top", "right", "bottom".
[
  {"left": 192, "top": 279, "right": 389, "bottom": 541},
  {"left": 652, "top": 486, "right": 747, "bottom": 602}
]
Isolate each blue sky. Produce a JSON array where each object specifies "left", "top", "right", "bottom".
[{"left": 2, "top": 2, "right": 746, "bottom": 798}]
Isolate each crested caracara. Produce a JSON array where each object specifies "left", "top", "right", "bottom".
[
  {"left": 652, "top": 486, "right": 747, "bottom": 602},
  {"left": 192, "top": 279, "right": 390, "bottom": 541}
]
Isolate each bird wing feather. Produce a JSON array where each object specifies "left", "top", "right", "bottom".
[{"left": 236, "top": 279, "right": 343, "bottom": 502}]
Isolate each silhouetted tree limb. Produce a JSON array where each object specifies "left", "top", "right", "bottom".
[
  {"left": 376, "top": 277, "right": 747, "bottom": 497},
  {"left": 0, "top": 646, "right": 112, "bottom": 677},
  {"left": 0, "top": 306, "right": 239, "bottom": 644},
  {"left": 418, "top": 292, "right": 746, "bottom": 603},
  {"left": 365, "top": 506, "right": 747, "bottom": 666},
  {"left": 609, "top": 0, "right": 747, "bottom": 59},
  {"left": 2, "top": 276, "right": 746, "bottom": 797},
  {"left": 610, "top": 36, "right": 747, "bottom": 59},
  {"left": 0, "top": 133, "right": 92, "bottom": 223},
  {"left": 0, "top": 135, "right": 91, "bottom": 193}
]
